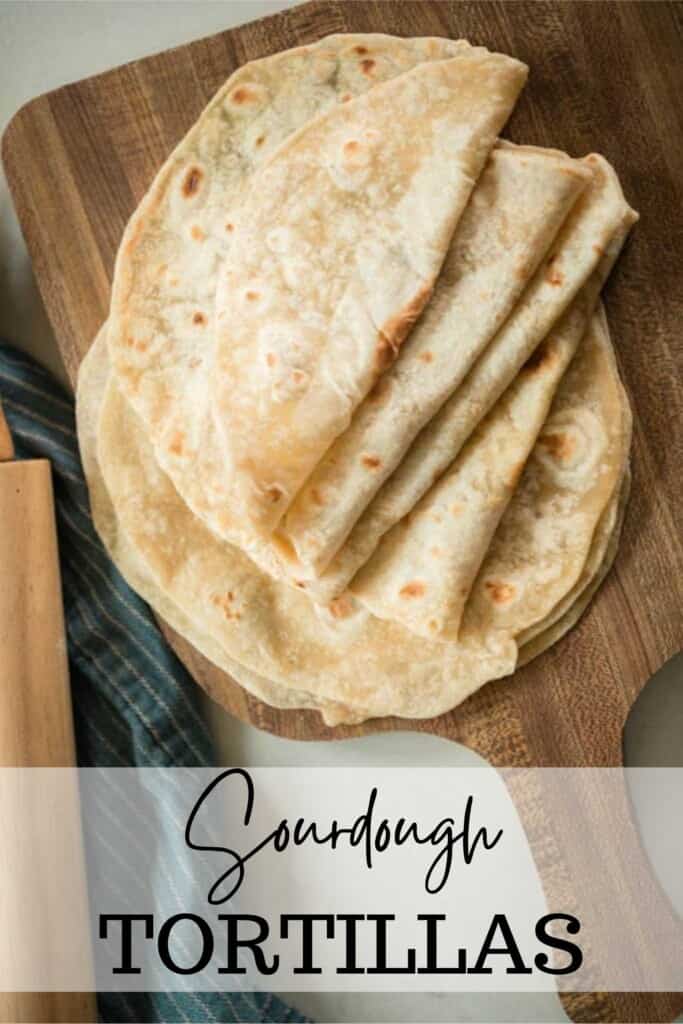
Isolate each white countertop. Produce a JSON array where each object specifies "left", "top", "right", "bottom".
[{"left": 1, "top": 4, "right": 681, "bottom": 1021}]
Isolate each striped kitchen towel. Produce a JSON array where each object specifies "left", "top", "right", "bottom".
[{"left": 0, "top": 343, "right": 307, "bottom": 1024}]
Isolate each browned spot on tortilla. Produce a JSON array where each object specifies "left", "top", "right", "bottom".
[
  {"left": 189, "top": 357, "right": 201, "bottom": 369},
  {"left": 255, "top": 135, "right": 265, "bottom": 147},
  {"left": 400, "top": 580, "right": 425, "bottom": 599},
  {"left": 266, "top": 352, "right": 277, "bottom": 368},
  {"left": 524, "top": 342, "right": 557, "bottom": 374},
  {"left": 375, "top": 281, "right": 433, "bottom": 372},
  {"left": 226, "top": 222, "right": 234, "bottom": 232},
  {"left": 344, "top": 139, "right": 360, "bottom": 157},
  {"left": 593, "top": 243, "right": 604, "bottom": 256},
  {"left": 329, "top": 594, "right": 354, "bottom": 619},
  {"left": 211, "top": 592, "right": 241, "bottom": 621},
  {"left": 431, "top": 546, "right": 443, "bottom": 558},
  {"left": 265, "top": 485, "right": 283, "bottom": 504},
  {"left": 341, "top": 92, "right": 352, "bottom": 103},
  {"left": 120, "top": 366, "right": 141, "bottom": 391},
  {"left": 427, "top": 619, "right": 440, "bottom": 633},
  {"left": 485, "top": 580, "right": 516, "bottom": 604},
  {"left": 451, "top": 501, "right": 464, "bottom": 517},
  {"left": 311, "top": 488, "right": 326, "bottom": 506},
  {"left": 135, "top": 339, "right": 148, "bottom": 353},
  {"left": 169, "top": 431, "right": 185, "bottom": 456},
  {"left": 192, "top": 312, "right": 206, "bottom": 326},
  {"left": 294, "top": 580, "right": 306, "bottom": 590},
  {"left": 190, "top": 224, "right": 205, "bottom": 241},
  {"left": 419, "top": 350, "right": 434, "bottom": 363},
  {"left": 360, "top": 58, "right": 376, "bottom": 75},
  {"left": 231, "top": 86, "right": 257, "bottom": 105},
  {"left": 182, "top": 166, "right": 202, "bottom": 198},
  {"left": 354, "top": 45, "right": 369, "bottom": 55},
  {"left": 545, "top": 255, "right": 564, "bottom": 287},
  {"left": 245, "top": 289, "right": 260, "bottom": 301},
  {"left": 539, "top": 431, "right": 576, "bottom": 463},
  {"left": 362, "top": 454, "right": 381, "bottom": 469}
]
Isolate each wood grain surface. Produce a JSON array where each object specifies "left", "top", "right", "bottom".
[{"left": 2, "top": 3, "right": 682, "bottom": 1021}]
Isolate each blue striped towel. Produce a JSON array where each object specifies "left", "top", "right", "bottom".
[{"left": 0, "top": 343, "right": 306, "bottom": 1024}]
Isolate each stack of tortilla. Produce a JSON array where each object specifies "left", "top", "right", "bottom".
[{"left": 77, "top": 33, "right": 638, "bottom": 726}]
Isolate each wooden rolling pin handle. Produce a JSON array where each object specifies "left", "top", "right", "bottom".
[
  {"left": 0, "top": 460, "right": 77, "bottom": 766},
  {"left": 0, "top": 454, "right": 97, "bottom": 1022}
]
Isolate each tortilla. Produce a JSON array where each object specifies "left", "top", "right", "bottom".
[
  {"left": 517, "top": 465, "right": 630, "bottom": 666},
  {"left": 308, "top": 157, "right": 637, "bottom": 603},
  {"left": 460, "top": 304, "right": 631, "bottom": 647},
  {"left": 281, "top": 141, "right": 591, "bottom": 577},
  {"left": 107, "top": 35, "right": 526, "bottom": 550},
  {"left": 350, "top": 287, "right": 597, "bottom": 640},
  {"left": 106, "top": 34, "right": 465, "bottom": 561},
  {"left": 207, "top": 51, "right": 527, "bottom": 535},
  {"left": 77, "top": 329, "right": 372, "bottom": 725},
  {"left": 77, "top": 300, "right": 629, "bottom": 723}
]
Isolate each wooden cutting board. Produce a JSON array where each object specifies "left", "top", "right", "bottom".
[{"left": 3, "top": 3, "right": 682, "bottom": 1021}]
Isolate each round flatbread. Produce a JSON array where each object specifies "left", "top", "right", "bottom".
[{"left": 77, "top": 305, "right": 629, "bottom": 723}]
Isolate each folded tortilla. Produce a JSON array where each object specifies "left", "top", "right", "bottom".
[
  {"left": 307, "top": 155, "right": 637, "bottom": 603},
  {"left": 517, "top": 465, "right": 630, "bottom": 667},
  {"left": 461, "top": 304, "right": 631, "bottom": 648},
  {"left": 350, "top": 297, "right": 588, "bottom": 639},
  {"left": 207, "top": 52, "right": 527, "bottom": 535},
  {"left": 106, "top": 33, "right": 473, "bottom": 552},
  {"left": 348, "top": 220, "right": 634, "bottom": 638},
  {"left": 281, "top": 141, "right": 591, "bottom": 577}
]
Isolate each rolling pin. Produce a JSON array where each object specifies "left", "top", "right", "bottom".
[{"left": 0, "top": 401, "right": 97, "bottom": 1022}]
